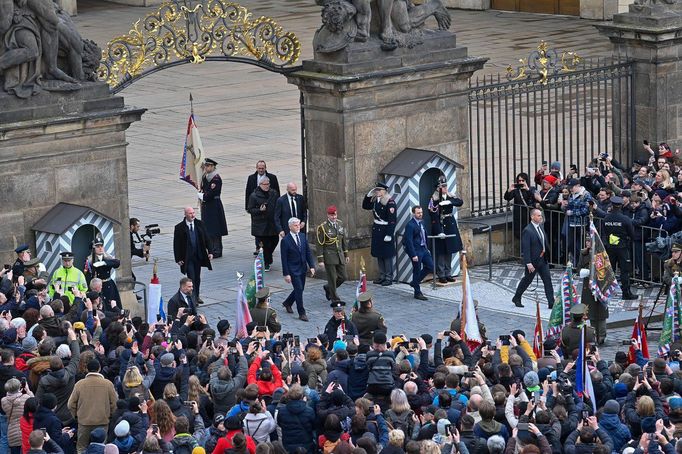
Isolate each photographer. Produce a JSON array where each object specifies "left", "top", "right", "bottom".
[{"left": 504, "top": 172, "right": 536, "bottom": 239}]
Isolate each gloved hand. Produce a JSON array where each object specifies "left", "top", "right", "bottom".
[
  {"left": 383, "top": 235, "right": 391, "bottom": 242},
  {"left": 197, "top": 192, "right": 203, "bottom": 201}
]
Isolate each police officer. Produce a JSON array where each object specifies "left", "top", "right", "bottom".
[
  {"left": 85, "top": 236, "right": 122, "bottom": 308},
  {"left": 560, "top": 304, "right": 596, "bottom": 354},
  {"left": 324, "top": 301, "right": 358, "bottom": 344},
  {"left": 428, "top": 175, "right": 464, "bottom": 283},
  {"left": 11, "top": 244, "right": 31, "bottom": 277},
  {"left": 663, "top": 242, "right": 682, "bottom": 287},
  {"left": 49, "top": 252, "right": 87, "bottom": 304},
  {"left": 362, "top": 182, "right": 397, "bottom": 286},
  {"left": 602, "top": 196, "right": 637, "bottom": 300},
  {"left": 199, "top": 158, "right": 229, "bottom": 258},
  {"left": 249, "top": 287, "right": 281, "bottom": 333},
  {"left": 317, "top": 205, "right": 349, "bottom": 302},
  {"left": 351, "top": 291, "right": 387, "bottom": 345}
]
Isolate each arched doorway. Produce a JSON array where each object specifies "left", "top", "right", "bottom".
[
  {"left": 419, "top": 167, "right": 443, "bottom": 241},
  {"left": 72, "top": 224, "right": 101, "bottom": 272}
]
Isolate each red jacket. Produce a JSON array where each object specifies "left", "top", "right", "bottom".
[
  {"left": 247, "top": 357, "right": 283, "bottom": 397},
  {"left": 212, "top": 429, "right": 257, "bottom": 454},
  {"left": 20, "top": 415, "right": 33, "bottom": 454}
]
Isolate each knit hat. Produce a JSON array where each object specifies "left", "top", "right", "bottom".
[
  {"left": 615, "top": 351, "right": 628, "bottom": 365},
  {"left": 225, "top": 415, "right": 242, "bottom": 430},
  {"left": 373, "top": 332, "right": 387, "bottom": 345},
  {"left": 128, "top": 396, "right": 141, "bottom": 412},
  {"left": 213, "top": 413, "right": 226, "bottom": 427},
  {"left": 271, "top": 388, "right": 286, "bottom": 405},
  {"left": 604, "top": 399, "right": 620, "bottom": 414},
  {"left": 512, "top": 329, "right": 526, "bottom": 339},
  {"left": 523, "top": 371, "right": 540, "bottom": 391},
  {"left": 331, "top": 389, "right": 346, "bottom": 406},
  {"left": 41, "top": 393, "right": 57, "bottom": 410},
  {"left": 90, "top": 427, "right": 106, "bottom": 443},
  {"left": 614, "top": 382, "right": 628, "bottom": 398},
  {"left": 641, "top": 416, "right": 657, "bottom": 434},
  {"left": 56, "top": 344, "right": 71, "bottom": 359},
  {"left": 543, "top": 337, "right": 557, "bottom": 351},
  {"left": 2, "top": 327, "right": 17, "bottom": 343},
  {"left": 332, "top": 340, "right": 347, "bottom": 352},
  {"left": 21, "top": 336, "right": 38, "bottom": 352},
  {"left": 543, "top": 175, "right": 559, "bottom": 186},
  {"left": 421, "top": 334, "right": 433, "bottom": 345},
  {"left": 670, "top": 397, "right": 682, "bottom": 411},
  {"left": 653, "top": 357, "right": 667, "bottom": 375},
  {"left": 114, "top": 420, "right": 130, "bottom": 437},
  {"left": 104, "top": 445, "right": 119, "bottom": 454},
  {"left": 550, "top": 161, "right": 561, "bottom": 170},
  {"left": 437, "top": 418, "right": 451, "bottom": 436},
  {"left": 160, "top": 353, "right": 175, "bottom": 367},
  {"left": 537, "top": 367, "right": 551, "bottom": 383}
]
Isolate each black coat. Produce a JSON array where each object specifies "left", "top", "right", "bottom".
[
  {"left": 245, "top": 171, "right": 280, "bottom": 210},
  {"left": 201, "top": 173, "right": 229, "bottom": 237},
  {"left": 172, "top": 218, "right": 212, "bottom": 273},
  {"left": 274, "top": 193, "right": 306, "bottom": 234},
  {"left": 167, "top": 290, "right": 192, "bottom": 320},
  {"left": 247, "top": 187, "right": 279, "bottom": 237}
]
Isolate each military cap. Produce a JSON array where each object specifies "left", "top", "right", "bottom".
[
  {"left": 569, "top": 304, "right": 587, "bottom": 315},
  {"left": 672, "top": 242, "right": 682, "bottom": 252},
  {"left": 610, "top": 196, "right": 624, "bottom": 205},
  {"left": 327, "top": 205, "right": 337, "bottom": 215},
  {"left": 60, "top": 252, "right": 74, "bottom": 260},
  {"left": 436, "top": 175, "right": 447, "bottom": 187},
  {"left": 255, "top": 287, "right": 270, "bottom": 299},
  {"left": 330, "top": 301, "right": 346, "bottom": 311},
  {"left": 204, "top": 158, "right": 218, "bottom": 166},
  {"left": 92, "top": 236, "right": 104, "bottom": 247},
  {"left": 357, "top": 291, "right": 373, "bottom": 303},
  {"left": 14, "top": 244, "right": 29, "bottom": 254},
  {"left": 24, "top": 258, "right": 40, "bottom": 267},
  {"left": 373, "top": 182, "right": 389, "bottom": 191}
]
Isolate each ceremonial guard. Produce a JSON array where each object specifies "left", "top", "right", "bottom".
[
  {"left": 48, "top": 252, "right": 87, "bottom": 304},
  {"left": 577, "top": 235, "right": 608, "bottom": 345},
  {"left": 560, "top": 304, "right": 596, "bottom": 354},
  {"left": 249, "top": 287, "right": 282, "bottom": 334},
  {"left": 324, "top": 301, "right": 358, "bottom": 344},
  {"left": 11, "top": 244, "right": 31, "bottom": 277},
  {"left": 317, "top": 205, "right": 349, "bottom": 302},
  {"left": 199, "top": 158, "right": 229, "bottom": 258},
  {"left": 602, "top": 196, "right": 637, "bottom": 300},
  {"left": 362, "top": 182, "right": 397, "bottom": 286},
  {"left": 351, "top": 292, "right": 387, "bottom": 345},
  {"left": 85, "top": 236, "right": 121, "bottom": 308},
  {"left": 428, "top": 175, "right": 463, "bottom": 283},
  {"left": 663, "top": 242, "right": 682, "bottom": 286}
]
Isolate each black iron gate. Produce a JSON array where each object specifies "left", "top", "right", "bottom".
[{"left": 468, "top": 43, "right": 635, "bottom": 217}]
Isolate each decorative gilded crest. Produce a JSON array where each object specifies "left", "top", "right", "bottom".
[
  {"left": 98, "top": 0, "right": 301, "bottom": 92},
  {"left": 506, "top": 41, "right": 580, "bottom": 85}
]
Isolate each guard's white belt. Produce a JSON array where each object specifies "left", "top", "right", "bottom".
[{"left": 373, "top": 220, "right": 388, "bottom": 225}]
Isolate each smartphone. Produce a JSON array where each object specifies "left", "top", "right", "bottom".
[
  {"left": 228, "top": 340, "right": 237, "bottom": 348},
  {"left": 581, "top": 410, "right": 589, "bottom": 422},
  {"left": 151, "top": 424, "right": 159, "bottom": 434},
  {"left": 294, "top": 336, "right": 300, "bottom": 347},
  {"left": 444, "top": 331, "right": 451, "bottom": 336},
  {"left": 344, "top": 335, "right": 355, "bottom": 342},
  {"left": 500, "top": 335, "right": 511, "bottom": 346},
  {"left": 156, "top": 314, "right": 162, "bottom": 322},
  {"left": 256, "top": 326, "right": 267, "bottom": 332},
  {"left": 307, "top": 338, "right": 317, "bottom": 344},
  {"left": 123, "top": 309, "right": 130, "bottom": 318},
  {"left": 3, "top": 264, "right": 10, "bottom": 270},
  {"left": 183, "top": 400, "right": 194, "bottom": 407},
  {"left": 40, "top": 427, "right": 47, "bottom": 436},
  {"left": 517, "top": 422, "right": 529, "bottom": 431},
  {"left": 409, "top": 338, "right": 418, "bottom": 344}
]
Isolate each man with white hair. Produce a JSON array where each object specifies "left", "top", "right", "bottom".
[
  {"left": 38, "top": 306, "right": 65, "bottom": 338},
  {"left": 247, "top": 176, "right": 280, "bottom": 271},
  {"left": 280, "top": 217, "right": 316, "bottom": 321}
]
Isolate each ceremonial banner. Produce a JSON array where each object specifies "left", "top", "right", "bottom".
[
  {"left": 236, "top": 278, "right": 253, "bottom": 339},
  {"left": 547, "top": 265, "right": 577, "bottom": 337},
  {"left": 575, "top": 325, "right": 597, "bottom": 413},
  {"left": 179, "top": 113, "right": 204, "bottom": 190},
  {"left": 353, "top": 257, "right": 367, "bottom": 311},
  {"left": 628, "top": 309, "right": 649, "bottom": 364},
  {"left": 533, "top": 300, "right": 544, "bottom": 359},
  {"left": 460, "top": 254, "right": 482, "bottom": 348},
  {"left": 659, "top": 278, "right": 682, "bottom": 357},
  {"left": 245, "top": 248, "right": 265, "bottom": 308},
  {"left": 589, "top": 221, "right": 619, "bottom": 304}
]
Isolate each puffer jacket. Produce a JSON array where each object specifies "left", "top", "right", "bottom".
[
  {"left": 210, "top": 356, "right": 248, "bottom": 413},
  {"left": 598, "top": 412, "right": 631, "bottom": 453},
  {"left": 326, "top": 359, "right": 350, "bottom": 392},
  {"left": 2, "top": 390, "right": 33, "bottom": 447},
  {"left": 276, "top": 399, "right": 316, "bottom": 453},
  {"left": 149, "top": 364, "right": 178, "bottom": 400},
  {"left": 36, "top": 340, "right": 80, "bottom": 424},
  {"left": 247, "top": 357, "right": 284, "bottom": 397},
  {"left": 347, "top": 353, "right": 369, "bottom": 400},
  {"left": 243, "top": 411, "right": 277, "bottom": 443}
]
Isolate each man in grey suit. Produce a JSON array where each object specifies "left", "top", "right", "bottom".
[{"left": 512, "top": 208, "right": 554, "bottom": 309}]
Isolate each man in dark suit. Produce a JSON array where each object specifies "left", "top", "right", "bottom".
[
  {"left": 245, "top": 161, "right": 281, "bottom": 255},
  {"left": 173, "top": 207, "right": 212, "bottom": 302},
  {"left": 512, "top": 208, "right": 554, "bottom": 309},
  {"left": 402, "top": 206, "right": 433, "bottom": 301},
  {"left": 167, "top": 277, "right": 196, "bottom": 320},
  {"left": 280, "top": 217, "right": 316, "bottom": 321},
  {"left": 274, "top": 182, "right": 306, "bottom": 237}
]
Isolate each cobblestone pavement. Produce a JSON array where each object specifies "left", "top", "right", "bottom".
[{"left": 70, "top": 1, "right": 651, "bottom": 361}]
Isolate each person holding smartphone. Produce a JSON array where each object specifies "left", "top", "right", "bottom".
[{"left": 323, "top": 301, "right": 358, "bottom": 345}]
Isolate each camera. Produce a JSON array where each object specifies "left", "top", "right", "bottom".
[
  {"left": 3, "top": 264, "right": 10, "bottom": 271},
  {"left": 307, "top": 338, "right": 318, "bottom": 344},
  {"left": 142, "top": 224, "right": 160, "bottom": 242},
  {"left": 228, "top": 340, "right": 237, "bottom": 348},
  {"left": 444, "top": 331, "right": 451, "bottom": 336},
  {"left": 514, "top": 183, "right": 523, "bottom": 189},
  {"left": 500, "top": 334, "right": 511, "bottom": 345},
  {"left": 256, "top": 326, "right": 267, "bottom": 332},
  {"left": 463, "top": 372, "right": 475, "bottom": 378}
]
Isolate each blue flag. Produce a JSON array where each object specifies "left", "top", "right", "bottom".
[{"left": 159, "top": 296, "right": 166, "bottom": 322}]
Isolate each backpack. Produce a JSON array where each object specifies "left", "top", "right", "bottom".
[
  {"left": 171, "top": 444, "right": 193, "bottom": 454},
  {"left": 386, "top": 409, "right": 415, "bottom": 437}
]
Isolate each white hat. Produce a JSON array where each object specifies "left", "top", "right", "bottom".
[{"left": 114, "top": 420, "right": 130, "bottom": 437}]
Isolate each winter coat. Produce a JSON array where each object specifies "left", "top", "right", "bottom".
[
  {"left": 167, "top": 396, "right": 196, "bottom": 432},
  {"left": 149, "top": 365, "right": 178, "bottom": 400},
  {"left": 21, "top": 414, "right": 34, "bottom": 453},
  {"left": 247, "top": 187, "right": 279, "bottom": 237},
  {"left": 247, "top": 357, "right": 283, "bottom": 397},
  {"left": 303, "top": 358, "right": 328, "bottom": 391},
  {"left": 243, "top": 411, "right": 277, "bottom": 443},
  {"left": 598, "top": 412, "right": 631, "bottom": 453},
  {"left": 67, "top": 372, "right": 118, "bottom": 426},
  {"left": 113, "top": 434, "right": 137, "bottom": 454},
  {"left": 564, "top": 427, "right": 614, "bottom": 454},
  {"left": 317, "top": 391, "right": 355, "bottom": 426},
  {"left": 347, "top": 354, "right": 369, "bottom": 400},
  {"left": 113, "top": 410, "right": 149, "bottom": 449},
  {"left": 366, "top": 350, "right": 396, "bottom": 389},
  {"left": 33, "top": 405, "right": 74, "bottom": 454},
  {"left": 211, "top": 429, "right": 257, "bottom": 454},
  {"left": 209, "top": 356, "right": 248, "bottom": 413},
  {"left": 0, "top": 364, "right": 24, "bottom": 399},
  {"left": 276, "top": 399, "right": 316, "bottom": 453},
  {"left": 325, "top": 359, "right": 350, "bottom": 392},
  {"left": 83, "top": 443, "right": 106, "bottom": 454},
  {"left": 36, "top": 340, "right": 80, "bottom": 424},
  {"left": 2, "top": 390, "right": 33, "bottom": 447}
]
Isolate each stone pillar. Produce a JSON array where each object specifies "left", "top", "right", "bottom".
[
  {"left": 287, "top": 32, "right": 485, "bottom": 278},
  {"left": 0, "top": 83, "right": 144, "bottom": 309},
  {"left": 596, "top": 2, "right": 682, "bottom": 153}
]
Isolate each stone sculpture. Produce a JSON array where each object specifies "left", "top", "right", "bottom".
[
  {"left": 313, "top": 0, "right": 452, "bottom": 53},
  {"left": 0, "top": 0, "right": 100, "bottom": 98}
]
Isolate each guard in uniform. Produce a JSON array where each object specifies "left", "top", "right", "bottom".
[
  {"left": 85, "top": 236, "right": 122, "bottom": 307},
  {"left": 199, "top": 158, "right": 229, "bottom": 258},
  {"left": 362, "top": 182, "right": 397, "bottom": 286},
  {"left": 317, "top": 205, "right": 349, "bottom": 302},
  {"left": 249, "top": 287, "right": 281, "bottom": 333},
  {"left": 602, "top": 196, "right": 637, "bottom": 300},
  {"left": 663, "top": 242, "right": 682, "bottom": 287},
  {"left": 351, "top": 291, "right": 387, "bottom": 345},
  {"left": 560, "top": 304, "right": 596, "bottom": 354},
  {"left": 22, "top": 258, "right": 49, "bottom": 292},
  {"left": 11, "top": 244, "right": 31, "bottom": 277},
  {"left": 428, "top": 176, "right": 464, "bottom": 283},
  {"left": 577, "top": 235, "right": 608, "bottom": 345},
  {"left": 324, "top": 301, "right": 358, "bottom": 344},
  {"left": 49, "top": 252, "right": 88, "bottom": 304}
]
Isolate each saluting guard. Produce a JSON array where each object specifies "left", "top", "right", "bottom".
[
  {"left": 428, "top": 175, "right": 464, "bottom": 283},
  {"left": 199, "top": 158, "right": 229, "bottom": 258},
  {"left": 317, "top": 205, "right": 349, "bottom": 303},
  {"left": 85, "top": 236, "right": 122, "bottom": 308},
  {"left": 362, "top": 182, "right": 397, "bottom": 286}
]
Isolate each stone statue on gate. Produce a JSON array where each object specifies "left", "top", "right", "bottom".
[
  {"left": 0, "top": 0, "right": 101, "bottom": 98},
  {"left": 313, "top": 0, "right": 452, "bottom": 53}
]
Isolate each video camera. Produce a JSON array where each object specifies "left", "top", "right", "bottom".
[{"left": 141, "top": 224, "right": 160, "bottom": 244}]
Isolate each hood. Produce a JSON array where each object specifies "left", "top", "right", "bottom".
[
  {"left": 114, "top": 435, "right": 135, "bottom": 450},
  {"left": 285, "top": 399, "right": 309, "bottom": 415},
  {"left": 155, "top": 366, "right": 176, "bottom": 381},
  {"left": 44, "top": 367, "right": 68, "bottom": 385},
  {"left": 334, "top": 359, "right": 351, "bottom": 374},
  {"left": 172, "top": 434, "right": 196, "bottom": 447},
  {"left": 166, "top": 396, "right": 182, "bottom": 411},
  {"left": 599, "top": 412, "right": 624, "bottom": 428}
]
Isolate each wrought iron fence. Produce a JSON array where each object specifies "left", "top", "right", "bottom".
[
  {"left": 468, "top": 54, "right": 635, "bottom": 217},
  {"left": 505, "top": 203, "right": 666, "bottom": 285}
]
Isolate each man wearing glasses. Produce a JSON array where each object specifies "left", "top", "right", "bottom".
[{"left": 247, "top": 177, "right": 280, "bottom": 271}]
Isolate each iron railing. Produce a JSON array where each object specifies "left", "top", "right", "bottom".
[
  {"left": 505, "top": 204, "right": 666, "bottom": 285},
  {"left": 468, "top": 58, "right": 635, "bottom": 217}
]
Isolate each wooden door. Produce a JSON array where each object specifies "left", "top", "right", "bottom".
[
  {"left": 492, "top": 0, "right": 580, "bottom": 16},
  {"left": 519, "top": 0, "right": 555, "bottom": 14},
  {"left": 491, "top": 0, "right": 517, "bottom": 12}
]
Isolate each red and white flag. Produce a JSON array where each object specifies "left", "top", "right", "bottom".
[
  {"left": 236, "top": 278, "right": 253, "bottom": 339},
  {"left": 533, "top": 300, "right": 544, "bottom": 359},
  {"left": 628, "top": 309, "right": 649, "bottom": 364},
  {"left": 460, "top": 254, "right": 482, "bottom": 349},
  {"left": 179, "top": 113, "right": 204, "bottom": 190}
]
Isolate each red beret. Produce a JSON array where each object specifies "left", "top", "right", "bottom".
[
  {"left": 543, "top": 175, "right": 558, "bottom": 186},
  {"left": 327, "top": 205, "right": 337, "bottom": 214}
]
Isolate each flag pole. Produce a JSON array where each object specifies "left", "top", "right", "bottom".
[
  {"left": 189, "top": 92, "right": 194, "bottom": 116},
  {"left": 460, "top": 251, "right": 468, "bottom": 344}
]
